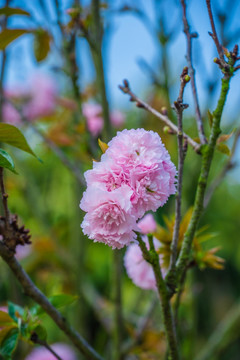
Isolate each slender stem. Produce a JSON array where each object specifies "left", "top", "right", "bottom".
[
  {"left": 204, "top": 128, "right": 240, "bottom": 207},
  {"left": 121, "top": 295, "right": 158, "bottom": 355},
  {"left": 194, "top": 300, "right": 240, "bottom": 360},
  {"left": 180, "top": 0, "right": 207, "bottom": 144},
  {"left": 176, "top": 74, "right": 232, "bottom": 283},
  {"left": 0, "top": 241, "right": 104, "bottom": 360},
  {"left": 90, "top": 0, "right": 112, "bottom": 140},
  {"left": 169, "top": 70, "right": 188, "bottom": 272},
  {"left": 206, "top": 0, "right": 225, "bottom": 64},
  {"left": 119, "top": 80, "right": 200, "bottom": 153},
  {"left": 137, "top": 233, "right": 180, "bottom": 360},
  {"left": 0, "top": 168, "right": 10, "bottom": 229},
  {"left": 32, "top": 338, "right": 63, "bottom": 360},
  {"left": 113, "top": 250, "right": 124, "bottom": 360}
]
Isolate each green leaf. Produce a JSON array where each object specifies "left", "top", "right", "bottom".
[
  {"left": 208, "top": 110, "right": 213, "bottom": 128},
  {"left": 0, "top": 311, "right": 16, "bottom": 327},
  {"left": 8, "top": 302, "right": 24, "bottom": 323},
  {"left": 31, "top": 324, "right": 47, "bottom": 342},
  {"left": 34, "top": 29, "right": 51, "bottom": 62},
  {"left": 0, "top": 149, "right": 18, "bottom": 174},
  {"left": 0, "top": 29, "right": 29, "bottom": 50},
  {"left": 0, "top": 328, "right": 19, "bottom": 358},
  {"left": 0, "top": 326, "right": 18, "bottom": 346},
  {"left": 0, "top": 7, "right": 30, "bottom": 16},
  {"left": 216, "top": 143, "right": 230, "bottom": 156},
  {"left": 0, "top": 123, "right": 36, "bottom": 157},
  {"left": 31, "top": 294, "right": 78, "bottom": 316}
]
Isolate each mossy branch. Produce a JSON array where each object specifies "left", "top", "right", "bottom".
[
  {"left": 176, "top": 73, "right": 232, "bottom": 282},
  {"left": 137, "top": 233, "right": 179, "bottom": 360}
]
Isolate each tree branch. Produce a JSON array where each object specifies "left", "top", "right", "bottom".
[
  {"left": 169, "top": 67, "right": 189, "bottom": 273},
  {"left": 136, "top": 233, "right": 180, "bottom": 360},
  {"left": 119, "top": 79, "right": 201, "bottom": 153},
  {"left": 206, "top": 0, "right": 226, "bottom": 67},
  {"left": 180, "top": 0, "right": 207, "bottom": 144},
  {"left": 0, "top": 241, "right": 104, "bottom": 360},
  {"left": 176, "top": 72, "right": 233, "bottom": 284}
]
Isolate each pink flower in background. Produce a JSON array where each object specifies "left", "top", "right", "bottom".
[
  {"left": 82, "top": 103, "right": 104, "bottom": 137},
  {"left": 80, "top": 185, "right": 137, "bottom": 249},
  {"left": 2, "top": 102, "right": 22, "bottom": 125},
  {"left": 25, "top": 343, "right": 77, "bottom": 360},
  {"left": 124, "top": 236, "right": 165, "bottom": 290},
  {"left": 110, "top": 110, "right": 125, "bottom": 127},
  {"left": 15, "top": 244, "right": 31, "bottom": 260},
  {"left": 138, "top": 213, "right": 157, "bottom": 234},
  {"left": 2, "top": 74, "right": 57, "bottom": 124},
  {"left": 24, "top": 74, "right": 57, "bottom": 120},
  {"left": 0, "top": 306, "right": 7, "bottom": 313}
]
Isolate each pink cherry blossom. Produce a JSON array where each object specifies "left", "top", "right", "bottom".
[
  {"left": 124, "top": 236, "right": 165, "bottom": 290},
  {"left": 80, "top": 185, "right": 137, "bottom": 249},
  {"left": 138, "top": 213, "right": 157, "bottom": 234},
  {"left": 82, "top": 103, "right": 104, "bottom": 137},
  {"left": 86, "top": 129, "right": 176, "bottom": 218},
  {"left": 110, "top": 110, "right": 125, "bottom": 127},
  {"left": 25, "top": 343, "right": 77, "bottom": 360}
]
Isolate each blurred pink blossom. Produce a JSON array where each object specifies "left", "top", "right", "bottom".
[
  {"left": 82, "top": 103, "right": 104, "bottom": 137},
  {"left": 15, "top": 244, "right": 31, "bottom": 260},
  {"left": 124, "top": 236, "right": 165, "bottom": 290},
  {"left": 138, "top": 213, "right": 157, "bottom": 234},
  {"left": 25, "top": 343, "right": 77, "bottom": 360},
  {"left": 110, "top": 110, "right": 125, "bottom": 127},
  {"left": 23, "top": 74, "right": 57, "bottom": 121},
  {"left": 2, "top": 74, "right": 57, "bottom": 125},
  {"left": 2, "top": 102, "right": 22, "bottom": 125},
  {"left": 0, "top": 306, "right": 7, "bottom": 313}
]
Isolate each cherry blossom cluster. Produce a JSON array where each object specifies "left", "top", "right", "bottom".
[{"left": 80, "top": 128, "right": 176, "bottom": 250}]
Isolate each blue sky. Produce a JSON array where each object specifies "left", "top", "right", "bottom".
[{"left": 1, "top": 0, "right": 240, "bottom": 123}]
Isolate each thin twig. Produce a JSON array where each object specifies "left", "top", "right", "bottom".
[
  {"left": 0, "top": 168, "right": 10, "bottom": 229},
  {"left": 180, "top": 0, "right": 207, "bottom": 144},
  {"left": 90, "top": 0, "right": 112, "bottom": 140},
  {"left": 206, "top": 0, "right": 225, "bottom": 66},
  {"left": 0, "top": 241, "right": 104, "bottom": 360},
  {"left": 113, "top": 250, "right": 124, "bottom": 360},
  {"left": 31, "top": 337, "right": 63, "bottom": 360},
  {"left": 169, "top": 68, "right": 189, "bottom": 272},
  {"left": 119, "top": 79, "right": 201, "bottom": 153},
  {"left": 204, "top": 128, "right": 240, "bottom": 207},
  {"left": 121, "top": 295, "right": 158, "bottom": 355}
]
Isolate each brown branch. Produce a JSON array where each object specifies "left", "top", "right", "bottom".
[
  {"left": 180, "top": 0, "right": 207, "bottom": 144},
  {"left": 206, "top": 0, "right": 226, "bottom": 67},
  {"left": 0, "top": 168, "right": 10, "bottom": 229},
  {"left": 169, "top": 68, "right": 189, "bottom": 273},
  {"left": 119, "top": 79, "right": 201, "bottom": 153},
  {"left": 0, "top": 241, "right": 104, "bottom": 360}
]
